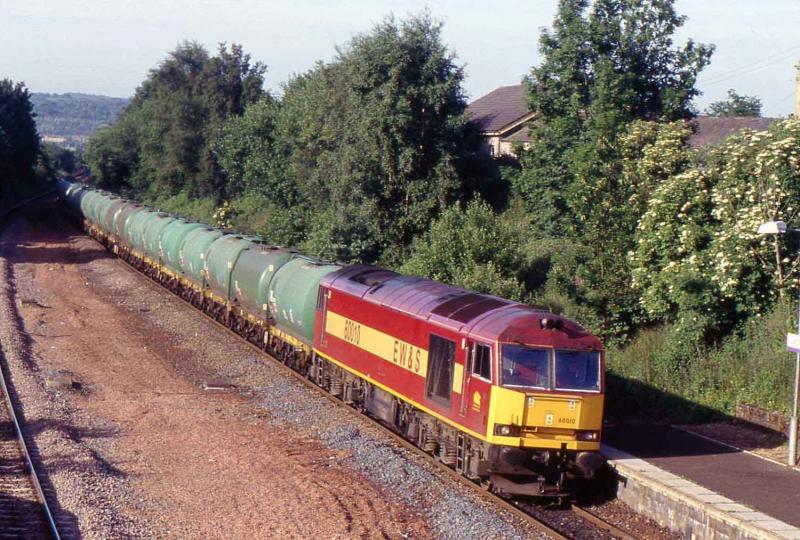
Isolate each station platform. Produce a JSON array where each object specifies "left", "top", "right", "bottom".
[{"left": 603, "top": 425, "right": 800, "bottom": 539}]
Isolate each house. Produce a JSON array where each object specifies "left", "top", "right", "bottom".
[
  {"left": 466, "top": 84, "right": 533, "bottom": 157},
  {"left": 467, "top": 83, "right": 778, "bottom": 156},
  {"left": 688, "top": 116, "right": 777, "bottom": 147}
]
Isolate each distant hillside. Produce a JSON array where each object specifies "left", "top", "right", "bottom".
[{"left": 31, "top": 92, "right": 129, "bottom": 146}]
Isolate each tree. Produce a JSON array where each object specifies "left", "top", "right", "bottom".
[
  {"left": 402, "top": 199, "right": 529, "bottom": 300},
  {"left": 85, "top": 111, "right": 141, "bottom": 191},
  {"left": 0, "top": 79, "right": 42, "bottom": 204},
  {"left": 706, "top": 89, "right": 762, "bottom": 117},
  {"left": 40, "top": 142, "right": 77, "bottom": 174},
  {"left": 86, "top": 42, "right": 266, "bottom": 200},
  {"left": 518, "top": 0, "right": 713, "bottom": 234},
  {"left": 215, "top": 97, "right": 293, "bottom": 202},
  {"left": 631, "top": 119, "right": 800, "bottom": 341},
  {"left": 277, "top": 13, "right": 478, "bottom": 265},
  {"left": 546, "top": 120, "right": 695, "bottom": 338},
  {"left": 513, "top": 0, "right": 712, "bottom": 339}
]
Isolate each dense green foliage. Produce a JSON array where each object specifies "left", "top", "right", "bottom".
[
  {"left": 401, "top": 199, "right": 531, "bottom": 300},
  {"left": 0, "top": 79, "right": 51, "bottom": 205},
  {"left": 632, "top": 119, "right": 800, "bottom": 339},
  {"left": 86, "top": 5, "right": 798, "bottom": 421},
  {"left": 514, "top": 0, "right": 713, "bottom": 340},
  {"left": 86, "top": 42, "right": 266, "bottom": 199},
  {"left": 706, "top": 89, "right": 762, "bottom": 117},
  {"left": 607, "top": 300, "right": 796, "bottom": 419},
  {"left": 90, "top": 18, "right": 482, "bottom": 266},
  {"left": 31, "top": 92, "right": 129, "bottom": 137},
  {"left": 40, "top": 142, "right": 78, "bottom": 176},
  {"left": 279, "top": 14, "right": 480, "bottom": 265}
]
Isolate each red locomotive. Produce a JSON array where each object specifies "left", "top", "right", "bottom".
[{"left": 314, "top": 265, "right": 605, "bottom": 497}]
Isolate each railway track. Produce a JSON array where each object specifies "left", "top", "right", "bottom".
[
  {"left": 0, "top": 371, "right": 59, "bottom": 539},
  {"left": 0, "top": 194, "right": 61, "bottom": 539},
  {"left": 104, "top": 233, "right": 638, "bottom": 540}
]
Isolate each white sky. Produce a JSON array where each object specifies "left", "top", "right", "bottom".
[{"left": 1, "top": 0, "right": 799, "bottom": 116}]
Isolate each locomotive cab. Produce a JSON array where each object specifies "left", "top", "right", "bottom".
[{"left": 465, "top": 312, "right": 605, "bottom": 497}]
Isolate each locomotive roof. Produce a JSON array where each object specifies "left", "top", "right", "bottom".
[{"left": 322, "top": 265, "right": 601, "bottom": 349}]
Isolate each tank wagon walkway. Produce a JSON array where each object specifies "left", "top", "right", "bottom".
[{"left": 604, "top": 425, "right": 800, "bottom": 538}]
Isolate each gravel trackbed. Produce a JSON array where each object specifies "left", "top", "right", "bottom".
[{"left": 0, "top": 202, "right": 551, "bottom": 538}]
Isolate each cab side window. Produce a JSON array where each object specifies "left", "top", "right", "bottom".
[
  {"left": 426, "top": 334, "right": 455, "bottom": 403},
  {"left": 472, "top": 344, "right": 491, "bottom": 380}
]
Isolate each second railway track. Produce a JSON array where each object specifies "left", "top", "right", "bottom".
[
  {"left": 0, "top": 374, "right": 58, "bottom": 539},
  {"left": 0, "top": 195, "right": 61, "bottom": 540}
]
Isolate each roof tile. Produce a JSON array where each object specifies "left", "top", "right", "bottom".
[{"left": 466, "top": 84, "right": 529, "bottom": 132}]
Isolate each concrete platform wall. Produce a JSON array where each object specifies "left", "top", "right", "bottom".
[{"left": 604, "top": 445, "right": 800, "bottom": 540}]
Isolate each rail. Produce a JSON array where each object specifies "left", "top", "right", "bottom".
[{"left": 0, "top": 188, "right": 61, "bottom": 539}]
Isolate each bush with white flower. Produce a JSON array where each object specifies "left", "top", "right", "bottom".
[{"left": 631, "top": 118, "right": 800, "bottom": 340}]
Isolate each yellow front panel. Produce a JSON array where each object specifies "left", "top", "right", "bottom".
[
  {"left": 524, "top": 393, "right": 604, "bottom": 430},
  {"left": 486, "top": 385, "right": 526, "bottom": 432},
  {"left": 451, "top": 363, "right": 463, "bottom": 395},
  {"left": 486, "top": 386, "right": 604, "bottom": 450}
]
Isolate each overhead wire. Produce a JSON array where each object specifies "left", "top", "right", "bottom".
[
  {"left": 702, "top": 42, "right": 800, "bottom": 82},
  {"left": 702, "top": 44, "right": 800, "bottom": 88},
  {"left": 769, "top": 88, "right": 796, "bottom": 113}
]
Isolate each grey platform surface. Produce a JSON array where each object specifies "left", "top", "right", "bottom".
[{"left": 604, "top": 424, "right": 800, "bottom": 528}]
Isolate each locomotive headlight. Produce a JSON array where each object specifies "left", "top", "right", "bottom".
[
  {"left": 576, "top": 430, "right": 599, "bottom": 441},
  {"left": 494, "top": 424, "right": 520, "bottom": 437}
]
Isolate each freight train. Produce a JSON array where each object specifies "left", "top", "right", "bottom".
[{"left": 55, "top": 178, "right": 606, "bottom": 498}]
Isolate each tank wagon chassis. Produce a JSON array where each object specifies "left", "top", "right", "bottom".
[{"left": 57, "top": 178, "right": 605, "bottom": 501}]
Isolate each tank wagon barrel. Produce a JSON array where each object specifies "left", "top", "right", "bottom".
[
  {"left": 205, "top": 234, "right": 255, "bottom": 304},
  {"left": 142, "top": 213, "right": 177, "bottom": 263},
  {"left": 160, "top": 220, "right": 206, "bottom": 276},
  {"left": 230, "top": 245, "right": 293, "bottom": 322},
  {"left": 181, "top": 227, "right": 223, "bottom": 288},
  {"left": 101, "top": 197, "right": 127, "bottom": 234},
  {"left": 55, "top": 180, "right": 606, "bottom": 498}
]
